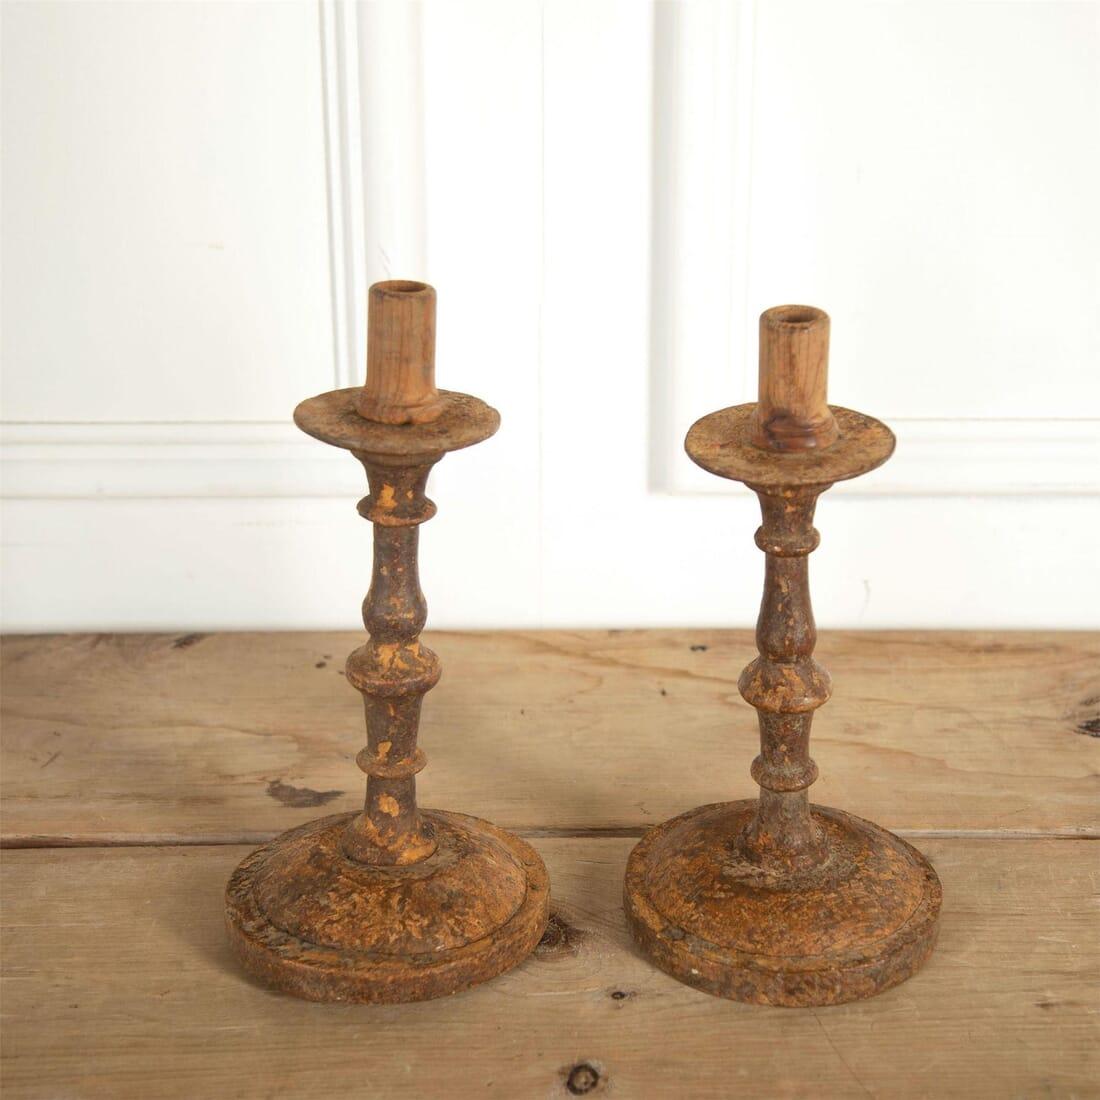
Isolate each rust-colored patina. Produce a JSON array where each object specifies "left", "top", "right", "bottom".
[
  {"left": 624, "top": 305, "right": 942, "bottom": 1006},
  {"left": 225, "top": 281, "right": 548, "bottom": 1003}
]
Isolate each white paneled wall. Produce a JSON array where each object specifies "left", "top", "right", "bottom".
[
  {"left": 2, "top": 0, "right": 1098, "bottom": 631},
  {"left": 2, "top": 1, "right": 333, "bottom": 422}
]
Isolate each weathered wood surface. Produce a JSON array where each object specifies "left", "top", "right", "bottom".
[
  {"left": 2, "top": 838, "right": 1096, "bottom": 1099},
  {"left": 2, "top": 631, "right": 1098, "bottom": 1097},
  {"left": 2, "top": 631, "right": 1098, "bottom": 844}
]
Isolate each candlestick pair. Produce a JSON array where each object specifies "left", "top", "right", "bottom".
[{"left": 225, "top": 281, "right": 941, "bottom": 1007}]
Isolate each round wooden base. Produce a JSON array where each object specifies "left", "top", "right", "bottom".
[
  {"left": 226, "top": 810, "right": 548, "bottom": 1003},
  {"left": 624, "top": 800, "right": 941, "bottom": 1007}
]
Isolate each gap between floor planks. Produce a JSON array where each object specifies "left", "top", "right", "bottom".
[{"left": 4, "top": 825, "right": 1099, "bottom": 850}]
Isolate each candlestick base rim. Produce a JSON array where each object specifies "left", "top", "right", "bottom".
[
  {"left": 624, "top": 799, "right": 941, "bottom": 1007},
  {"left": 225, "top": 809, "right": 548, "bottom": 1003}
]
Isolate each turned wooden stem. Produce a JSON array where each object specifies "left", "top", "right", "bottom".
[
  {"left": 357, "top": 280, "right": 446, "bottom": 425},
  {"left": 737, "top": 486, "right": 831, "bottom": 872},
  {"left": 341, "top": 453, "right": 443, "bottom": 866},
  {"left": 750, "top": 305, "right": 839, "bottom": 452}
]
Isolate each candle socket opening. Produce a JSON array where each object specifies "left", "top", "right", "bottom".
[
  {"left": 374, "top": 280, "right": 431, "bottom": 296},
  {"left": 764, "top": 305, "right": 825, "bottom": 327}
]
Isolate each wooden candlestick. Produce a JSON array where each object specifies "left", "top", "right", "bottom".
[
  {"left": 624, "top": 305, "right": 941, "bottom": 1006},
  {"left": 225, "top": 280, "right": 548, "bottom": 1002}
]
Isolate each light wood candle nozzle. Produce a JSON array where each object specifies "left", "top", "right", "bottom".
[
  {"left": 356, "top": 280, "right": 446, "bottom": 425},
  {"left": 751, "top": 305, "right": 839, "bottom": 452}
]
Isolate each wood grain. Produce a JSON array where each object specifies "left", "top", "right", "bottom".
[
  {"left": 357, "top": 279, "right": 445, "bottom": 425},
  {"left": 752, "top": 304, "right": 839, "bottom": 451},
  {"left": 2, "top": 837, "right": 1096, "bottom": 1099},
  {"left": 2, "top": 631, "right": 1097, "bottom": 845}
]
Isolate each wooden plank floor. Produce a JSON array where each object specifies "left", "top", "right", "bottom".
[
  {"left": 3, "top": 839, "right": 1097, "bottom": 1099},
  {"left": 2, "top": 631, "right": 1098, "bottom": 1098},
  {"left": 3, "top": 631, "right": 1098, "bottom": 843}
]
